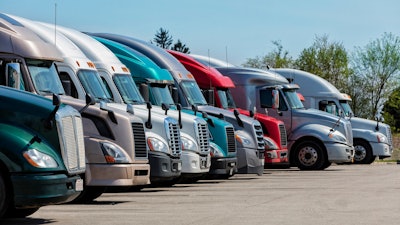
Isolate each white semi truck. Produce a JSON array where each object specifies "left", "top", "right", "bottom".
[{"left": 274, "top": 68, "right": 393, "bottom": 164}]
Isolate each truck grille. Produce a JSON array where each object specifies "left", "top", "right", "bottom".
[
  {"left": 254, "top": 124, "right": 265, "bottom": 150},
  {"left": 279, "top": 124, "right": 288, "bottom": 147},
  {"left": 345, "top": 122, "right": 353, "bottom": 145},
  {"left": 166, "top": 120, "right": 182, "bottom": 157},
  {"left": 132, "top": 122, "right": 148, "bottom": 158},
  {"left": 385, "top": 125, "right": 393, "bottom": 146},
  {"left": 226, "top": 127, "right": 236, "bottom": 153},
  {"left": 56, "top": 108, "right": 86, "bottom": 175},
  {"left": 197, "top": 122, "right": 210, "bottom": 154}
]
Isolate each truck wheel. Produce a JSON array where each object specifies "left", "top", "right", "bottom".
[
  {"left": 294, "top": 140, "right": 326, "bottom": 170},
  {"left": 353, "top": 139, "right": 373, "bottom": 164},
  {"left": 71, "top": 186, "right": 106, "bottom": 203},
  {"left": 0, "top": 173, "right": 11, "bottom": 218}
]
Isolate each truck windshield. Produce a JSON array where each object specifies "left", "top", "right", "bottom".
[
  {"left": 149, "top": 83, "right": 175, "bottom": 106},
  {"left": 282, "top": 89, "right": 304, "bottom": 109},
  {"left": 217, "top": 88, "right": 236, "bottom": 109},
  {"left": 77, "top": 69, "right": 112, "bottom": 102},
  {"left": 113, "top": 74, "right": 145, "bottom": 104},
  {"left": 339, "top": 100, "right": 354, "bottom": 117},
  {"left": 27, "top": 59, "right": 65, "bottom": 96},
  {"left": 180, "top": 80, "right": 208, "bottom": 106}
]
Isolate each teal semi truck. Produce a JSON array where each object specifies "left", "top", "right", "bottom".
[
  {"left": 2, "top": 13, "right": 150, "bottom": 202},
  {"left": 0, "top": 82, "right": 85, "bottom": 217},
  {"left": 92, "top": 36, "right": 237, "bottom": 178},
  {"left": 92, "top": 34, "right": 266, "bottom": 175}
]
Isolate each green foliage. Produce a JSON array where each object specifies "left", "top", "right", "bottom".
[
  {"left": 295, "top": 35, "right": 350, "bottom": 89},
  {"left": 171, "top": 39, "right": 190, "bottom": 54},
  {"left": 350, "top": 32, "right": 400, "bottom": 119},
  {"left": 153, "top": 28, "right": 190, "bottom": 53},
  {"left": 383, "top": 87, "right": 400, "bottom": 131},
  {"left": 242, "top": 40, "right": 294, "bottom": 69}
]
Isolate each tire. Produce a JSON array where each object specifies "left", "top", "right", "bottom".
[
  {"left": 353, "top": 139, "right": 373, "bottom": 164},
  {"left": 0, "top": 173, "right": 11, "bottom": 218},
  {"left": 71, "top": 186, "right": 106, "bottom": 203},
  {"left": 5, "top": 207, "right": 39, "bottom": 218},
  {"left": 294, "top": 140, "right": 326, "bottom": 170}
]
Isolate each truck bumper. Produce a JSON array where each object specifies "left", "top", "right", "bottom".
[
  {"left": 11, "top": 173, "right": 82, "bottom": 207},
  {"left": 370, "top": 142, "right": 392, "bottom": 158},
  {"left": 265, "top": 149, "right": 289, "bottom": 165},
  {"left": 149, "top": 152, "right": 181, "bottom": 182},
  {"left": 326, "top": 143, "right": 354, "bottom": 163},
  {"left": 236, "top": 147, "right": 264, "bottom": 175},
  {"left": 85, "top": 163, "right": 150, "bottom": 186},
  {"left": 181, "top": 151, "right": 210, "bottom": 175},
  {"left": 209, "top": 157, "right": 237, "bottom": 176}
]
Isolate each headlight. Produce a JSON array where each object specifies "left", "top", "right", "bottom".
[
  {"left": 210, "top": 142, "right": 224, "bottom": 157},
  {"left": 329, "top": 131, "right": 347, "bottom": 143},
  {"left": 235, "top": 132, "right": 253, "bottom": 148},
  {"left": 264, "top": 137, "right": 279, "bottom": 150},
  {"left": 147, "top": 137, "right": 169, "bottom": 154},
  {"left": 101, "top": 142, "right": 130, "bottom": 163},
  {"left": 377, "top": 134, "right": 387, "bottom": 143},
  {"left": 23, "top": 149, "right": 58, "bottom": 168},
  {"left": 181, "top": 136, "right": 197, "bottom": 152}
]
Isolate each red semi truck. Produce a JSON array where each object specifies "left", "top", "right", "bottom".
[{"left": 168, "top": 50, "right": 288, "bottom": 166}]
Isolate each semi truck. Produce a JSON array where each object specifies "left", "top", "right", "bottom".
[
  {"left": 274, "top": 68, "right": 392, "bottom": 164},
  {"left": 197, "top": 62, "right": 354, "bottom": 170},
  {"left": 2, "top": 13, "right": 150, "bottom": 201},
  {"left": 20, "top": 19, "right": 184, "bottom": 184},
  {"left": 92, "top": 33, "right": 266, "bottom": 175},
  {"left": 168, "top": 50, "right": 289, "bottom": 167},
  {"left": 92, "top": 36, "right": 237, "bottom": 178}
]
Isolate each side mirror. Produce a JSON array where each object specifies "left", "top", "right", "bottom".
[
  {"left": 171, "top": 87, "right": 179, "bottom": 104},
  {"left": 161, "top": 102, "right": 169, "bottom": 115},
  {"left": 139, "top": 83, "right": 149, "bottom": 102},
  {"left": 6, "top": 63, "right": 21, "bottom": 89},
  {"left": 80, "top": 93, "right": 96, "bottom": 113},
  {"left": 260, "top": 88, "right": 279, "bottom": 109},
  {"left": 202, "top": 89, "right": 214, "bottom": 106}
]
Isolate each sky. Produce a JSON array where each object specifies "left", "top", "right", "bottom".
[{"left": 1, "top": 0, "right": 399, "bottom": 66}]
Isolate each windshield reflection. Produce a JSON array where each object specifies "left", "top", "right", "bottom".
[
  {"left": 180, "top": 80, "right": 208, "bottom": 106},
  {"left": 113, "top": 74, "right": 144, "bottom": 104},
  {"left": 77, "top": 69, "right": 112, "bottom": 102},
  {"left": 27, "top": 59, "right": 65, "bottom": 96},
  {"left": 282, "top": 89, "right": 305, "bottom": 109},
  {"left": 339, "top": 100, "right": 354, "bottom": 117},
  {"left": 149, "top": 84, "right": 175, "bottom": 106},
  {"left": 217, "top": 88, "right": 236, "bottom": 109}
]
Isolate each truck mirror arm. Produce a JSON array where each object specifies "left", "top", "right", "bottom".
[
  {"left": 44, "top": 94, "right": 61, "bottom": 129},
  {"left": 145, "top": 101, "right": 152, "bottom": 129},
  {"left": 161, "top": 103, "right": 169, "bottom": 115},
  {"left": 79, "top": 93, "right": 96, "bottom": 113},
  {"left": 176, "top": 103, "right": 182, "bottom": 129},
  {"left": 233, "top": 109, "right": 244, "bottom": 127}
]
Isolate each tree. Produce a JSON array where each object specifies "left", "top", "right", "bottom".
[
  {"left": 171, "top": 39, "right": 190, "bottom": 53},
  {"left": 295, "top": 35, "right": 350, "bottom": 89},
  {"left": 153, "top": 28, "right": 173, "bottom": 49},
  {"left": 383, "top": 87, "right": 400, "bottom": 132},
  {"left": 242, "top": 40, "right": 294, "bottom": 69},
  {"left": 350, "top": 32, "right": 400, "bottom": 119}
]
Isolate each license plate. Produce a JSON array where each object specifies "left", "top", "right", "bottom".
[
  {"left": 75, "top": 178, "right": 84, "bottom": 191},
  {"left": 200, "top": 157, "right": 207, "bottom": 169},
  {"left": 260, "top": 158, "right": 265, "bottom": 166}
]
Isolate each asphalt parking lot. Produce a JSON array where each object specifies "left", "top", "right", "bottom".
[{"left": 2, "top": 164, "right": 399, "bottom": 225}]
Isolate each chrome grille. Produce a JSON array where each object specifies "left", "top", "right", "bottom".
[
  {"left": 279, "top": 124, "right": 288, "bottom": 147},
  {"left": 345, "top": 122, "right": 353, "bottom": 145},
  {"left": 132, "top": 122, "right": 148, "bottom": 158},
  {"left": 385, "top": 125, "right": 393, "bottom": 146},
  {"left": 56, "top": 107, "right": 86, "bottom": 175},
  {"left": 197, "top": 122, "right": 209, "bottom": 154},
  {"left": 226, "top": 126, "right": 236, "bottom": 153},
  {"left": 167, "top": 120, "right": 182, "bottom": 157},
  {"left": 254, "top": 124, "right": 265, "bottom": 150}
]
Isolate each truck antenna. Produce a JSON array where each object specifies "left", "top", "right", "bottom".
[{"left": 54, "top": 2, "right": 57, "bottom": 46}]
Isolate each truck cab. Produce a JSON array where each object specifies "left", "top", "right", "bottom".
[
  {"left": 34, "top": 23, "right": 186, "bottom": 184},
  {"left": 170, "top": 51, "right": 289, "bottom": 167},
  {"left": 3, "top": 13, "right": 150, "bottom": 202},
  {"left": 274, "top": 68, "right": 392, "bottom": 164},
  {"left": 92, "top": 36, "right": 237, "bottom": 179},
  {"left": 92, "top": 34, "right": 266, "bottom": 175},
  {"left": 212, "top": 66, "right": 355, "bottom": 170}
]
